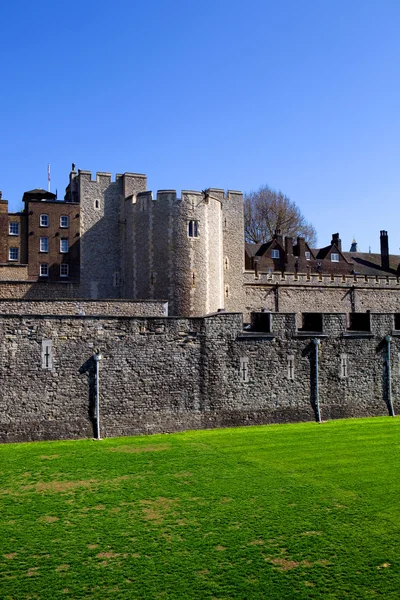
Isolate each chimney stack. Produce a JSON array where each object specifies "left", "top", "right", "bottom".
[
  {"left": 285, "top": 236, "right": 293, "bottom": 255},
  {"left": 296, "top": 237, "right": 306, "bottom": 257},
  {"left": 274, "top": 229, "right": 283, "bottom": 246},
  {"left": 380, "top": 230, "right": 389, "bottom": 271},
  {"left": 331, "top": 233, "right": 342, "bottom": 251}
]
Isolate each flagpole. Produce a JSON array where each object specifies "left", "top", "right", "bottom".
[{"left": 48, "top": 164, "right": 51, "bottom": 192}]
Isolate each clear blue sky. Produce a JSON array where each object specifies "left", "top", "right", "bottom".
[{"left": 1, "top": 0, "right": 399, "bottom": 252}]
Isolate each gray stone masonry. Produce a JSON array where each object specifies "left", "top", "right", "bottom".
[
  {"left": 0, "top": 299, "right": 168, "bottom": 317},
  {"left": 0, "top": 311, "right": 398, "bottom": 443}
]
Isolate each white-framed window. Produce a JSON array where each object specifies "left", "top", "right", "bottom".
[
  {"left": 287, "top": 355, "right": 295, "bottom": 380},
  {"left": 305, "top": 251, "right": 311, "bottom": 260},
  {"left": 9, "top": 222, "right": 19, "bottom": 235},
  {"left": 8, "top": 247, "right": 19, "bottom": 261},
  {"left": 60, "top": 239, "right": 69, "bottom": 253},
  {"left": 331, "top": 253, "right": 339, "bottom": 262},
  {"left": 60, "top": 264, "right": 69, "bottom": 277},
  {"left": 239, "top": 357, "right": 249, "bottom": 382},
  {"left": 60, "top": 215, "right": 69, "bottom": 228},
  {"left": 271, "top": 249, "right": 280, "bottom": 259},
  {"left": 40, "top": 263, "right": 49, "bottom": 277},
  {"left": 40, "top": 214, "right": 49, "bottom": 227},
  {"left": 40, "top": 237, "right": 49, "bottom": 252},
  {"left": 188, "top": 220, "right": 199, "bottom": 238}
]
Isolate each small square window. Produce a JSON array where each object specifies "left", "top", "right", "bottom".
[
  {"left": 271, "top": 249, "right": 280, "bottom": 259},
  {"left": 188, "top": 220, "right": 199, "bottom": 238},
  {"left": 40, "top": 263, "right": 49, "bottom": 277},
  {"left": 305, "top": 251, "right": 311, "bottom": 260},
  {"left": 60, "top": 263, "right": 69, "bottom": 277},
  {"left": 40, "top": 237, "right": 49, "bottom": 252},
  {"left": 9, "top": 247, "right": 19, "bottom": 261},
  {"left": 60, "top": 239, "right": 69, "bottom": 253},
  {"left": 60, "top": 215, "right": 69, "bottom": 228},
  {"left": 331, "top": 253, "right": 339, "bottom": 262},
  {"left": 9, "top": 222, "right": 19, "bottom": 235},
  {"left": 40, "top": 214, "right": 49, "bottom": 227}
]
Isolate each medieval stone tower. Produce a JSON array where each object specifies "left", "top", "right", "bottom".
[
  {"left": 66, "top": 168, "right": 147, "bottom": 300},
  {"left": 65, "top": 168, "right": 244, "bottom": 316}
]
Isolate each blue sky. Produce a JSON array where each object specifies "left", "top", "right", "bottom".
[{"left": 1, "top": 0, "right": 399, "bottom": 252}]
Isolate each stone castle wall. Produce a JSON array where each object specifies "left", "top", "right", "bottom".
[
  {"left": 1, "top": 311, "right": 398, "bottom": 443},
  {"left": 244, "top": 272, "right": 400, "bottom": 321},
  {"left": 0, "top": 281, "right": 80, "bottom": 299},
  {"left": 0, "top": 299, "right": 168, "bottom": 317}
]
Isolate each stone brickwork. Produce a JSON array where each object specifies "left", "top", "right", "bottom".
[
  {"left": 0, "top": 265, "right": 29, "bottom": 281},
  {"left": 0, "top": 282, "right": 80, "bottom": 299},
  {"left": 125, "top": 189, "right": 229, "bottom": 316},
  {"left": 1, "top": 311, "right": 398, "bottom": 443},
  {"left": 244, "top": 272, "right": 400, "bottom": 321},
  {"left": 0, "top": 299, "right": 168, "bottom": 317},
  {"left": 76, "top": 171, "right": 147, "bottom": 299}
]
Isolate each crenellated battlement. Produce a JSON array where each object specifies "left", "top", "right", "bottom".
[
  {"left": 133, "top": 188, "right": 243, "bottom": 208},
  {"left": 77, "top": 170, "right": 147, "bottom": 184},
  {"left": 244, "top": 270, "right": 400, "bottom": 287}
]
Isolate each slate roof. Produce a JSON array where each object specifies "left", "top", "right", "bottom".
[
  {"left": 343, "top": 252, "right": 400, "bottom": 276},
  {"left": 22, "top": 188, "right": 56, "bottom": 202}
]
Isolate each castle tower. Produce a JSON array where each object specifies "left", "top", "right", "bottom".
[
  {"left": 122, "top": 187, "right": 244, "bottom": 316},
  {"left": 66, "top": 169, "right": 147, "bottom": 299}
]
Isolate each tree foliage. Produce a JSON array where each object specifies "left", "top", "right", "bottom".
[{"left": 244, "top": 185, "right": 317, "bottom": 246}]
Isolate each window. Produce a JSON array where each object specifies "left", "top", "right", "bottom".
[
  {"left": 60, "top": 239, "right": 69, "bottom": 253},
  {"left": 40, "top": 214, "right": 49, "bottom": 227},
  {"left": 40, "top": 263, "right": 49, "bottom": 277},
  {"left": 41, "top": 340, "right": 52, "bottom": 369},
  {"left": 60, "top": 215, "right": 69, "bottom": 228},
  {"left": 239, "top": 357, "right": 249, "bottom": 382},
  {"left": 348, "top": 313, "right": 370, "bottom": 332},
  {"left": 302, "top": 313, "right": 323, "bottom": 332},
  {"left": 40, "top": 237, "right": 48, "bottom": 252},
  {"left": 9, "top": 247, "right": 18, "bottom": 261},
  {"left": 287, "top": 355, "right": 295, "bottom": 380},
  {"left": 271, "top": 249, "right": 280, "bottom": 259},
  {"left": 251, "top": 312, "right": 271, "bottom": 332},
  {"left": 331, "top": 253, "right": 339, "bottom": 262},
  {"left": 60, "top": 264, "right": 69, "bottom": 277},
  {"left": 340, "top": 354, "right": 348, "bottom": 378},
  {"left": 9, "top": 222, "right": 19, "bottom": 235},
  {"left": 188, "top": 220, "right": 198, "bottom": 238},
  {"left": 305, "top": 251, "right": 311, "bottom": 260},
  {"left": 94, "top": 199, "right": 100, "bottom": 210}
]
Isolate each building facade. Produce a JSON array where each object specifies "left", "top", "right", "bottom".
[{"left": 0, "top": 164, "right": 399, "bottom": 319}]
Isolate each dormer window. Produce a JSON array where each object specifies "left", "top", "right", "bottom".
[
  {"left": 305, "top": 251, "right": 311, "bottom": 260},
  {"left": 331, "top": 253, "right": 339, "bottom": 262},
  {"left": 271, "top": 249, "right": 280, "bottom": 259},
  {"left": 40, "top": 214, "right": 49, "bottom": 227}
]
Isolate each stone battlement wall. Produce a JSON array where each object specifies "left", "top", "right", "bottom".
[
  {"left": 244, "top": 274, "right": 400, "bottom": 321},
  {"left": 0, "top": 311, "right": 398, "bottom": 443},
  {"left": 0, "top": 299, "right": 168, "bottom": 317}
]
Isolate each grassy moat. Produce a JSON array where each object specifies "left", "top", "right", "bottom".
[{"left": 1, "top": 418, "right": 399, "bottom": 599}]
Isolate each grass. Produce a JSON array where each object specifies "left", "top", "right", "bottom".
[{"left": 1, "top": 418, "right": 400, "bottom": 599}]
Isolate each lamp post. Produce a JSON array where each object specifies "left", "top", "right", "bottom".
[{"left": 93, "top": 349, "right": 103, "bottom": 439}]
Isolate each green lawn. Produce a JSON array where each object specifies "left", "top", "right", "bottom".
[{"left": 1, "top": 418, "right": 400, "bottom": 599}]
